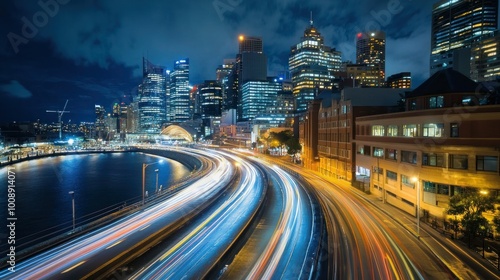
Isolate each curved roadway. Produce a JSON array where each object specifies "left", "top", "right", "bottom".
[
  {"left": 127, "top": 150, "right": 266, "bottom": 279},
  {"left": 271, "top": 158, "right": 454, "bottom": 280},
  {"left": 0, "top": 148, "right": 234, "bottom": 279}
]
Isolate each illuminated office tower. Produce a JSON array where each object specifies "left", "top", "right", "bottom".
[
  {"left": 235, "top": 35, "right": 267, "bottom": 120},
  {"left": 471, "top": 31, "right": 500, "bottom": 81},
  {"left": 170, "top": 58, "right": 191, "bottom": 123},
  {"left": 138, "top": 58, "right": 167, "bottom": 133},
  {"left": 346, "top": 63, "right": 383, "bottom": 88},
  {"left": 241, "top": 78, "right": 282, "bottom": 121},
  {"left": 356, "top": 31, "right": 386, "bottom": 85},
  {"left": 289, "top": 18, "right": 342, "bottom": 113},
  {"left": 95, "top": 104, "right": 106, "bottom": 139},
  {"left": 238, "top": 35, "right": 263, "bottom": 53},
  {"left": 200, "top": 81, "right": 223, "bottom": 118},
  {"left": 216, "top": 59, "right": 236, "bottom": 111},
  {"left": 199, "top": 80, "right": 223, "bottom": 136},
  {"left": 430, "top": 0, "right": 498, "bottom": 76},
  {"left": 386, "top": 72, "right": 412, "bottom": 89}
]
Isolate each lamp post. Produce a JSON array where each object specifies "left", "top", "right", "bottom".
[
  {"left": 412, "top": 177, "right": 420, "bottom": 238},
  {"left": 142, "top": 160, "right": 163, "bottom": 206},
  {"left": 155, "top": 169, "right": 159, "bottom": 193},
  {"left": 68, "top": 191, "right": 75, "bottom": 232}
]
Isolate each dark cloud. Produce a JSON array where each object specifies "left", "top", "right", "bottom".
[
  {"left": 1, "top": 0, "right": 438, "bottom": 122},
  {"left": 0, "top": 80, "right": 32, "bottom": 98}
]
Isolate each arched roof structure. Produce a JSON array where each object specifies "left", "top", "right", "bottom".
[{"left": 160, "top": 125, "right": 194, "bottom": 142}]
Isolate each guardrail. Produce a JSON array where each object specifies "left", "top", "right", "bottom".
[{"left": 0, "top": 148, "right": 138, "bottom": 167}]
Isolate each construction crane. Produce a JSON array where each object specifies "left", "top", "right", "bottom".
[{"left": 46, "top": 99, "right": 70, "bottom": 140}]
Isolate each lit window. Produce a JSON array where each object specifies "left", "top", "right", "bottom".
[
  {"left": 401, "top": 175, "right": 415, "bottom": 188},
  {"left": 387, "top": 125, "right": 398, "bottom": 136},
  {"left": 373, "top": 147, "right": 384, "bottom": 158},
  {"left": 423, "top": 123, "right": 444, "bottom": 137},
  {"left": 371, "top": 125, "right": 385, "bottom": 136},
  {"left": 402, "top": 124, "right": 418, "bottom": 137}
]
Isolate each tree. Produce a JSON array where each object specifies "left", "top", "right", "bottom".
[
  {"left": 269, "top": 130, "right": 293, "bottom": 156},
  {"left": 447, "top": 189, "right": 497, "bottom": 246},
  {"left": 286, "top": 137, "right": 302, "bottom": 156},
  {"left": 270, "top": 130, "right": 293, "bottom": 146},
  {"left": 492, "top": 207, "right": 500, "bottom": 233}
]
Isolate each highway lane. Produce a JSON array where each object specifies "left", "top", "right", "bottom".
[
  {"left": 128, "top": 150, "right": 266, "bottom": 279},
  {"left": 245, "top": 164, "right": 314, "bottom": 279},
  {"left": 218, "top": 153, "right": 323, "bottom": 280},
  {"left": 0, "top": 148, "right": 235, "bottom": 279},
  {"left": 273, "top": 161, "right": 454, "bottom": 280}
]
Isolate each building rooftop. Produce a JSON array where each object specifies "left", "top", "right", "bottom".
[
  {"left": 408, "top": 68, "right": 480, "bottom": 97},
  {"left": 315, "top": 88, "right": 405, "bottom": 108},
  {"left": 343, "top": 88, "right": 405, "bottom": 107}
]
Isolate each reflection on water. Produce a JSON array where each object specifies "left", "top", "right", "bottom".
[{"left": 0, "top": 152, "right": 189, "bottom": 250}]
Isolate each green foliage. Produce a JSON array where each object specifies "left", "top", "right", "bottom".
[
  {"left": 493, "top": 215, "right": 500, "bottom": 233},
  {"left": 269, "top": 130, "right": 293, "bottom": 145},
  {"left": 447, "top": 189, "right": 497, "bottom": 238},
  {"left": 286, "top": 137, "right": 302, "bottom": 155}
]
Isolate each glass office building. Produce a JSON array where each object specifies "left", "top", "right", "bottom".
[
  {"left": 170, "top": 59, "right": 191, "bottom": 123},
  {"left": 289, "top": 22, "right": 341, "bottom": 113},
  {"left": 241, "top": 79, "right": 282, "bottom": 121},
  {"left": 139, "top": 58, "right": 167, "bottom": 133},
  {"left": 430, "top": 0, "right": 498, "bottom": 75}
]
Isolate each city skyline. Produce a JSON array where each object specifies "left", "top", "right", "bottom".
[{"left": 0, "top": 0, "right": 487, "bottom": 123}]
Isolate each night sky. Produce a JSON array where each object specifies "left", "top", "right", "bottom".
[{"left": 1, "top": 0, "right": 438, "bottom": 123}]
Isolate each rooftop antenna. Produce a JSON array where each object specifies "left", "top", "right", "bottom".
[
  {"left": 310, "top": 11, "right": 313, "bottom": 26},
  {"left": 46, "top": 99, "right": 70, "bottom": 140}
]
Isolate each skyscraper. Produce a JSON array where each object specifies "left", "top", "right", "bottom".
[
  {"left": 200, "top": 81, "right": 223, "bottom": 119},
  {"left": 238, "top": 35, "right": 263, "bottom": 53},
  {"left": 471, "top": 31, "right": 500, "bottom": 82},
  {"left": 241, "top": 78, "right": 282, "bottom": 121},
  {"left": 356, "top": 31, "right": 386, "bottom": 85},
  {"left": 216, "top": 59, "right": 236, "bottom": 111},
  {"left": 236, "top": 35, "right": 267, "bottom": 121},
  {"left": 430, "top": 0, "right": 498, "bottom": 76},
  {"left": 170, "top": 59, "right": 191, "bottom": 123},
  {"left": 138, "top": 58, "right": 167, "bottom": 133},
  {"left": 289, "top": 19, "right": 342, "bottom": 113},
  {"left": 95, "top": 104, "right": 106, "bottom": 139}
]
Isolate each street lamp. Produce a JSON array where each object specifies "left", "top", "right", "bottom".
[
  {"left": 68, "top": 191, "right": 75, "bottom": 232},
  {"left": 155, "top": 169, "right": 159, "bottom": 193},
  {"left": 412, "top": 177, "right": 420, "bottom": 238},
  {"left": 142, "top": 160, "right": 163, "bottom": 206}
]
